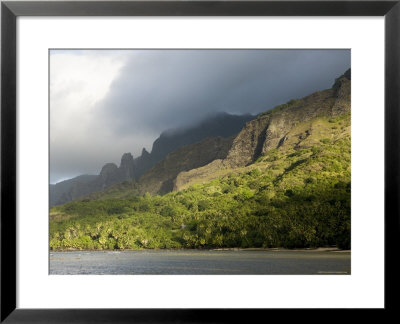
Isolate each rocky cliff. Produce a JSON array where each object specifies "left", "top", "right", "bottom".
[
  {"left": 50, "top": 113, "right": 253, "bottom": 206},
  {"left": 131, "top": 112, "right": 254, "bottom": 178},
  {"left": 226, "top": 70, "right": 350, "bottom": 167},
  {"left": 174, "top": 69, "right": 351, "bottom": 190},
  {"left": 138, "top": 136, "right": 233, "bottom": 195}
]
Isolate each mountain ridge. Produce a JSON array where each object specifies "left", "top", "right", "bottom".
[
  {"left": 173, "top": 70, "right": 350, "bottom": 191},
  {"left": 75, "top": 69, "right": 351, "bottom": 201},
  {"left": 50, "top": 112, "right": 253, "bottom": 206}
]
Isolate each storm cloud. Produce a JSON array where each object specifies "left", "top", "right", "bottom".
[{"left": 50, "top": 49, "right": 350, "bottom": 183}]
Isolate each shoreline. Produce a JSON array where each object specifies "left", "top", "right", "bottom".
[{"left": 50, "top": 247, "right": 351, "bottom": 253}]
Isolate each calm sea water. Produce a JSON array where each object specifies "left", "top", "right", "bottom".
[{"left": 49, "top": 250, "right": 350, "bottom": 275}]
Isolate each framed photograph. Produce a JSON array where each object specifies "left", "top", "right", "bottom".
[{"left": 1, "top": 0, "right": 399, "bottom": 322}]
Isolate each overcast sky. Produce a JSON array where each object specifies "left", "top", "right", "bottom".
[{"left": 50, "top": 49, "right": 350, "bottom": 184}]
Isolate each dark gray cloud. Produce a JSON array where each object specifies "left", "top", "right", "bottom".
[
  {"left": 50, "top": 49, "right": 350, "bottom": 183},
  {"left": 98, "top": 49, "right": 350, "bottom": 134}
]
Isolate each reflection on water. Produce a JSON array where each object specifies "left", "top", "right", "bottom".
[{"left": 49, "top": 250, "right": 350, "bottom": 275}]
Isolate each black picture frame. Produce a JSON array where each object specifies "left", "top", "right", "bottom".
[{"left": 1, "top": 0, "right": 399, "bottom": 322}]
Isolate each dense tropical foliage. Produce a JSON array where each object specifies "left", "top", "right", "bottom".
[{"left": 50, "top": 113, "right": 351, "bottom": 251}]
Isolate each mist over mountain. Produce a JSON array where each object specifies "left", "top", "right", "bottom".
[
  {"left": 50, "top": 69, "right": 350, "bottom": 207},
  {"left": 91, "top": 69, "right": 351, "bottom": 199},
  {"left": 50, "top": 112, "right": 253, "bottom": 206},
  {"left": 175, "top": 69, "right": 351, "bottom": 190},
  {"left": 135, "top": 112, "right": 254, "bottom": 176}
]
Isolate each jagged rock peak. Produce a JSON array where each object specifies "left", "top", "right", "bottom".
[
  {"left": 119, "top": 152, "right": 135, "bottom": 180},
  {"left": 100, "top": 163, "right": 118, "bottom": 177},
  {"left": 120, "top": 152, "right": 134, "bottom": 167},
  {"left": 333, "top": 68, "right": 351, "bottom": 88},
  {"left": 141, "top": 148, "right": 150, "bottom": 156}
]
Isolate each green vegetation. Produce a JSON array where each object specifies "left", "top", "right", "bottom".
[{"left": 50, "top": 113, "right": 351, "bottom": 251}]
